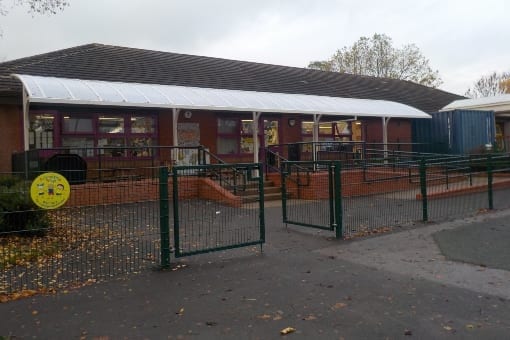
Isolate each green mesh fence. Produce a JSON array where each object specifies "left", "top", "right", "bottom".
[
  {"left": 282, "top": 154, "right": 510, "bottom": 239},
  {"left": 342, "top": 163, "right": 423, "bottom": 238},
  {"left": 282, "top": 162, "right": 336, "bottom": 231},
  {"left": 0, "top": 170, "right": 160, "bottom": 294},
  {"left": 170, "top": 163, "right": 265, "bottom": 257}
]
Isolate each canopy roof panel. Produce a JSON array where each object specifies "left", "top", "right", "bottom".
[
  {"left": 13, "top": 74, "right": 431, "bottom": 119},
  {"left": 442, "top": 94, "right": 510, "bottom": 113}
]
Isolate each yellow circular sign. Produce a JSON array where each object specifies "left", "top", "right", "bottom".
[{"left": 30, "top": 172, "right": 71, "bottom": 209}]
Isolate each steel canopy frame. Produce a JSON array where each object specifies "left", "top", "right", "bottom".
[{"left": 13, "top": 74, "right": 431, "bottom": 162}]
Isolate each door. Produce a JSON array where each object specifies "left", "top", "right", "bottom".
[{"left": 259, "top": 118, "right": 281, "bottom": 169}]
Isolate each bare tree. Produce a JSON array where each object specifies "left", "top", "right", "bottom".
[
  {"left": 1, "top": 0, "right": 68, "bottom": 35},
  {"left": 308, "top": 33, "right": 442, "bottom": 88},
  {"left": 465, "top": 72, "right": 510, "bottom": 98}
]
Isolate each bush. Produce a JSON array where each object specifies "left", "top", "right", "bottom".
[{"left": 0, "top": 176, "right": 51, "bottom": 236}]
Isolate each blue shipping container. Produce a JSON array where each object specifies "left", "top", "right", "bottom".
[{"left": 412, "top": 110, "right": 495, "bottom": 155}]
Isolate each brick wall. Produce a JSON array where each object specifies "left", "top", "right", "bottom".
[
  {"left": 0, "top": 105, "right": 23, "bottom": 172},
  {"left": 66, "top": 177, "right": 241, "bottom": 207},
  {"left": 276, "top": 167, "right": 422, "bottom": 200}
]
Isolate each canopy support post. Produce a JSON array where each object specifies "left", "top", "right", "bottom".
[
  {"left": 172, "top": 108, "right": 181, "bottom": 165},
  {"left": 313, "top": 114, "right": 322, "bottom": 170},
  {"left": 382, "top": 117, "right": 391, "bottom": 162},
  {"left": 253, "top": 111, "right": 261, "bottom": 164},
  {"left": 22, "top": 88, "right": 30, "bottom": 179},
  {"left": 172, "top": 108, "right": 180, "bottom": 147}
]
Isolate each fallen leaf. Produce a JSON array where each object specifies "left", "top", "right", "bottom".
[
  {"left": 280, "top": 327, "right": 296, "bottom": 335},
  {"left": 404, "top": 329, "right": 412, "bottom": 336},
  {"left": 331, "top": 302, "right": 347, "bottom": 310},
  {"left": 257, "top": 314, "right": 272, "bottom": 320},
  {"left": 303, "top": 315, "right": 317, "bottom": 321},
  {"left": 176, "top": 308, "right": 184, "bottom": 315}
]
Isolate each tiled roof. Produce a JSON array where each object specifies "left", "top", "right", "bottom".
[{"left": 0, "top": 43, "right": 464, "bottom": 112}]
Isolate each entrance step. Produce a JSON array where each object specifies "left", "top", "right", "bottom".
[{"left": 221, "top": 179, "right": 282, "bottom": 203}]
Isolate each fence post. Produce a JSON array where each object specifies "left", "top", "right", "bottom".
[
  {"left": 420, "top": 157, "right": 428, "bottom": 222},
  {"left": 328, "top": 164, "right": 335, "bottom": 229},
  {"left": 487, "top": 154, "right": 493, "bottom": 210},
  {"left": 159, "top": 166, "right": 171, "bottom": 268},
  {"left": 257, "top": 163, "right": 266, "bottom": 245},
  {"left": 281, "top": 163, "right": 288, "bottom": 224},
  {"left": 334, "top": 161, "right": 343, "bottom": 239},
  {"left": 172, "top": 166, "right": 180, "bottom": 258}
]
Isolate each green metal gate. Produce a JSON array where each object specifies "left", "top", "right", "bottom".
[
  {"left": 282, "top": 155, "right": 506, "bottom": 240},
  {"left": 281, "top": 161, "right": 342, "bottom": 238},
  {"left": 159, "top": 163, "right": 265, "bottom": 267}
]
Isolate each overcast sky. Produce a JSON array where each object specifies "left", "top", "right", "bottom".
[{"left": 1, "top": 0, "right": 508, "bottom": 96}]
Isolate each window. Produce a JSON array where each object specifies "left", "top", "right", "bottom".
[
  {"left": 240, "top": 120, "right": 254, "bottom": 153},
  {"left": 29, "top": 114, "right": 54, "bottom": 149},
  {"left": 301, "top": 121, "right": 340, "bottom": 152},
  {"left": 99, "top": 116, "right": 124, "bottom": 134},
  {"left": 61, "top": 113, "right": 157, "bottom": 158},
  {"left": 217, "top": 117, "right": 254, "bottom": 155},
  {"left": 63, "top": 116, "right": 93, "bottom": 133}
]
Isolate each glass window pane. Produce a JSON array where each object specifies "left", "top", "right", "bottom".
[
  {"left": 131, "top": 116, "right": 155, "bottom": 133},
  {"left": 264, "top": 120, "right": 279, "bottom": 145},
  {"left": 218, "top": 119, "right": 237, "bottom": 134},
  {"left": 301, "top": 137, "right": 313, "bottom": 153},
  {"left": 240, "top": 136, "right": 254, "bottom": 153},
  {"left": 130, "top": 137, "right": 154, "bottom": 157},
  {"left": 318, "top": 123, "right": 333, "bottom": 135},
  {"left": 98, "top": 137, "right": 126, "bottom": 157},
  {"left": 217, "top": 137, "right": 238, "bottom": 154},
  {"left": 29, "top": 114, "right": 54, "bottom": 149},
  {"left": 61, "top": 137, "right": 95, "bottom": 157},
  {"left": 301, "top": 121, "right": 314, "bottom": 135},
  {"left": 99, "top": 116, "right": 124, "bottom": 134},
  {"left": 63, "top": 116, "right": 93, "bottom": 133},
  {"left": 241, "top": 120, "right": 253, "bottom": 134}
]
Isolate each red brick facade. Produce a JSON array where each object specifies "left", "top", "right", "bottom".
[{"left": 0, "top": 105, "right": 23, "bottom": 172}]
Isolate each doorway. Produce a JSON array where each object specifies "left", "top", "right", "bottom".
[{"left": 259, "top": 118, "right": 281, "bottom": 169}]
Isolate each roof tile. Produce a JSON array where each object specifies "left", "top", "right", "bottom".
[{"left": 0, "top": 43, "right": 464, "bottom": 112}]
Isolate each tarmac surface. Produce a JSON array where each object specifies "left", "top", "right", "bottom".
[{"left": 1, "top": 205, "right": 510, "bottom": 339}]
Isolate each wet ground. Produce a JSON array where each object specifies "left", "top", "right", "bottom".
[{"left": 1, "top": 205, "right": 510, "bottom": 339}]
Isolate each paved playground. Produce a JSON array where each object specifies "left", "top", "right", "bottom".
[{"left": 1, "top": 205, "right": 510, "bottom": 339}]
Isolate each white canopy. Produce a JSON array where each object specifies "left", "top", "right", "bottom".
[
  {"left": 442, "top": 94, "right": 510, "bottom": 113},
  {"left": 13, "top": 74, "right": 430, "bottom": 119}
]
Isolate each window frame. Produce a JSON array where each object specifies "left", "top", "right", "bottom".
[
  {"left": 217, "top": 116, "right": 254, "bottom": 156},
  {"left": 29, "top": 108, "right": 159, "bottom": 159}
]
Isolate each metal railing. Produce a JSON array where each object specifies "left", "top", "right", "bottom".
[
  {"left": 1, "top": 160, "right": 266, "bottom": 294},
  {"left": 282, "top": 153, "right": 510, "bottom": 238}
]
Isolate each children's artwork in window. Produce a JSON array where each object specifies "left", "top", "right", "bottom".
[{"left": 131, "top": 116, "right": 155, "bottom": 133}]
